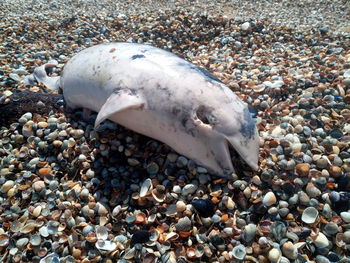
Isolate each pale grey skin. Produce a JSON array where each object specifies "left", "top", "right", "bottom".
[{"left": 24, "top": 42, "right": 259, "bottom": 178}]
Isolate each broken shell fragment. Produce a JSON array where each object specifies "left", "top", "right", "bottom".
[
  {"left": 231, "top": 244, "right": 246, "bottom": 260},
  {"left": 95, "top": 240, "right": 117, "bottom": 251}
]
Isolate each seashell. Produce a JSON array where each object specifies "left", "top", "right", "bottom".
[
  {"left": 39, "top": 226, "right": 49, "bottom": 237},
  {"left": 268, "top": 248, "right": 282, "bottom": 263},
  {"left": 95, "top": 240, "right": 117, "bottom": 251},
  {"left": 38, "top": 247, "right": 48, "bottom": 257},
  {"left": 0, "top": 234, "right": 10, "bottom": 247},
  {"left": 10, "top": 220, "right": 24, "bottom": 233},
  {"left": 140, "top": 178, "right": 153, "bottom": 198},
  {"left": 243, "top": 224, "right": 256, "bottom": 243},
  {"left": 186, "top": 247, "right": 196, "bottom": 258},
  {"left": 21, "top": 223, "right": 37, "bottom": 234},
  {"left": 295, "top": 163, "right": 310, "bottom": 177},
  {"left": 146, "top": 162, "right": 159, "bottom": 175},
  {"left": 39, "top": 252, "right": 60, "bottom": 263},
  {"left": 305, "top": 183, "right": 321, "bottom": 198},
  {"left": 38, "top": 167, "right": 52, "bottom": 177},
  {"left": 340, "top": 212, "right": 350, "bottom": 223},
  {"left": 124, "top": 247, "right": 136, "bottom": 260},
  {"left": 179, "top": 231, "right": 192, "bottom": 238},
  {"left": 195, "top": 245, "right": 205, "bottom": 258},
  {"left": 85, "top": 232, "right": 97, "bottom": 243},
  {"left": 182, "top": 184, "right": 198, "bottom": 196},
  {"left": 335, "top": 233, "right": 346, "bottom": 248},
  {"left": 151, "top": 185, "right": 166, "bottom": 202},
  {"left": 149, "top": 228, "right": 159, "bottom": 242},
  {"left": 281, "top": 241, "right": 297, "bottom": 260},
  {"left": 191, "top": 199, "right": 215, "bottom": 218},
  {"left": 135, "top": 211, "right": 147, "bottom": 224},
  {"left": 0, "top": 180, "right": 14, "bottom": 193},
  {"left": 301, "top": 207, "right": 319, "bottom": 224},
  {"left": 175, "top": 217, "right": 192, "bottom": 232},
  {"left": 143, "top": 253, "right": 157, "bottom": 263},
  {"left": 271, "top": 221, "right": 286, "bottom": 241},
  {"left": 262, "top": 191, "right": 277, "bottom": 206},
  {"left": 131, "top": 230, "right": 150, "bottom": 246},
  {"left": 165, "top": 204, "right": 177, "bottom": 217},
  {"left": 29, "top": 234, "right": 41, "bottom": 246},
  {"left": 176, "top": 201, "right": 187, "bottom": 213},
  {"left": 312, "top": 232, "right": 329, "bottom": 248},
  {"left": 165, "top": 232, "right": 179, "bottom": 242},
  {"left": 232, "top": 244, "right": 246, "bottom": 260},
  {"left": 32, "top": 205, "right": 42, "bottom": 217},
  {"left": 323, "top": 222, "right": 339, "bottom": 235},
  {"left": 95, "top": 226, "right": 108, "bottom": 240}
]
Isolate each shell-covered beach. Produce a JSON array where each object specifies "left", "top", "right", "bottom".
[{"left": 0, "top": 0, "right": 350, "bottom": 262}]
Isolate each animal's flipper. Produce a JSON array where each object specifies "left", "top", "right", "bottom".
[
  {"left": 94, "top": 90, "right": 145, "bottom": 128},
  {"left": 22, "top": 60, "right": 60, "bottom": 91}
]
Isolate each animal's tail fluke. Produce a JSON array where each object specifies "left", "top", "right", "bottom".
[{"left": 22, "top": 60, "right": 61, "bottom": 91}]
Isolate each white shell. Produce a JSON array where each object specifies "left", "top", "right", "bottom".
[{"left": 301, "top": 207, "right": 319, "bottom": 224}]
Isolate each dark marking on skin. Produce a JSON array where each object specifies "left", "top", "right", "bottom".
[
  {"left": 112, "top": 56, "right": 116, "bottom": 59},
  {"left": 113, "top": 87, "right": 138, "bottom": 97},
  {"left": 131, "top": 54, "right": 145, "bottom": 60},
  {"left": 172, "top": 107, "right": 181, "bottom": 115},
  {"left": 109, "top": 48, "right": 116, "bottom": 53},
  {"left": 240, "top": 107, "right": 256, "bottom": 140},
  {"left": 177, "top": 62, "right": 222, "bottom": 83},
  {"left": 180, "top": 116, "right": 198, "bottom": 137}
]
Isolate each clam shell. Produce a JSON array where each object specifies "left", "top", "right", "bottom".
[
  {"left": 301, "top": 207, "right": 318, "bottom": 224},
  {"left": 95, "top": 240, "right": 117, "bottom": 251},
  {"left": 0, "top": 234, "right": 9, "bottom": 247},
  {"left": 232, "top": 244, "right": 246, "bottom": 260},
  {"left": 95, "top": 226, "right": 108, "bottom": 240},
  {"left": 312, "top": 232, "right": 329, "bottom": 248},
  {"left": 140, "top": 178, "right": 153, "bottom": 197}
]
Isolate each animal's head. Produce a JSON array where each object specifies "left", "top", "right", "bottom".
[{"left": 187, "top": 84, "right": 259, "bottom": 177}]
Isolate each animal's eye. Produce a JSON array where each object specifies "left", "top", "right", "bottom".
[{"left": 196, "top": 106, "right": 218, "bottom": 125}]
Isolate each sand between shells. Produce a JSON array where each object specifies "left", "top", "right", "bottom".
[{"left": 0, "top": 0, "right": 350, "bottom": 262}]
